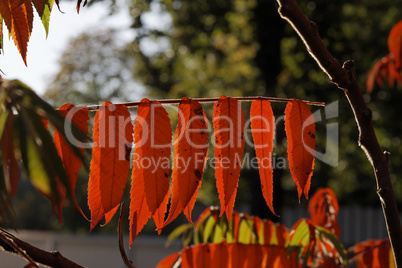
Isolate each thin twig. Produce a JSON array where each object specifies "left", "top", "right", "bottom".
[
  {"left": 77, "top": 96, "right": 325, "bottom": 111},
  {"left": 0, "top": 230, "right": 39, "bottom": 267},
  {"left": 0, "top": 228, "right": 85, "bottom": 268},
  {"left": 274, "top": 0, "right": 402, "bottom": 266},
  {"left": 118, "top": 203, "right": 136, "bottom": 268}
]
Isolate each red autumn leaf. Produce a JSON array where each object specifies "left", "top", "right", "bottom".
[
  {"left": 129, "top": 99, "right": 171, "bottom": 246},
  {"left": 1, "top": 115, "right": 19, "bottom": 200},
  {"left": 129, "top": 155, "right": 152, "bottom": 246},
  {"left": 228, "top": 243, "right": 247, "bottom": 268},
  {"left": 88, "top": 101, "right": 133, "bottom": 230},
  {"left": 133, "top": 98, "right": 171, "bottom": 214},
  {"left": 0, "top": 0, "right": 12, "bottom": 33},
  {"left": 366, "top": 55, "right": 402, "bottom": 92},
  {"left": 191, "top": 244, "right": 211, "bottom": 268},
  {"left": 353, "top": 239, "right": 393, "bottom": 268},
  {"left": 250, "top": 99, "right": 276, "bottom": 215},
  {"left": 213, "top": 96, "right": 245, "bottom": 219},
  {"left": 285, "top": 99, "right": 315, "bottom": 200},
  {"left": 262, "top": 219, "right": 273, "bottom": 245},
  {"left": 274, "top": 223, "right": 288, "bottom": 247},
  {"left": 159, "top": 242, "right": 298, "bottom": 268},
  {"left": 210, "top": 241, "right": 229, "bottom": 268},
  {"left": 32, "top": 0, "right": 47, "bottom": 15},
  {"left": 162, "top": 97, "right": 208, "bottom": 227},
  {"left": 308, "top": 188, "right": 340, "bottom": 237},
  {"left": 181, "top": 246, "right": 194, "bottom": 268},
  {"left": 232, "top": 211, "right": 241, "bottom": 240},
  {"left": 9, "top": 0, "right": 33, "bottom": 65},
  {"left": 156, "top": 252, "right": 180, "bottom": 268},
  {"left": 388, "top": 20, "right": 402, "bottom": 69},
  {"left": 54, "top": 103, "right": 89, "bottom": 220}
]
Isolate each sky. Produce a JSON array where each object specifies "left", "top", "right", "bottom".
[{"left": 0, "top": 1, "right": 132, "bottom": 95}]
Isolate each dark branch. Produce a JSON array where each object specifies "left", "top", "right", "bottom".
[
  {"left": 274, "top": 0, "right": 402, "bottom": 266},
  {"left": 0, "top": 228, "right": 85, "bottom": 268}
]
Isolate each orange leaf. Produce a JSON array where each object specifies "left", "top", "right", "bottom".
[
  {"left": 250, "top": 99, "right": 276, "bottom": 215},
  {"left": 9, "top": 0, "right": 33, "bottom": 64},
  {"left": 210, "top": 241, "right": 229, "bottom": 268},
  {"left": 1, "top": 115, "right": 19, "bottom": 200},
  {"left": 133, "top": 99, "right": 171, "bottom": 214},
  {"left": 0, "top": 0, "right": 12, "bottom": 36},
  {"left": 181, "top": 246, "right": 194, "bottom": 268},
  {"left": 162, "top": 97, "right": 208, "bottom": 227},
  {"left": 285, "top": 99, "right": 315, "bottom": 200},
  {"left": 354, "top": 239, "right": 393, "bottom": 268},
  {"left": 88, "top": 101, "right": 133, "bottom": 230},
  {"left": 388, "top": 20, "right": 402, "bottom": 69},
  {"left": 308, "top": 188, "right": 340, "bottom": 237},
  {"left": 129, "top": 156, "right": 152, "bottom": 247},
  {"left": 169, "top": 242, "right": 298, "bottom": 268},
  {"left": 262, "top": 219, "right": 273, "bottom": 245},
  {"left": 213, "top": 96, "right": 245, "bottom": 219},
  {"left": 54, "top": 104, "right": 89, "bottom": 219},
  {"left": 274, "top": 224, "right": 288, "bottom": 247},
  {"left": 129, "top": 99, "right": 171, "bottom": 245},
  {"left": 156, "top": 252, "right": 180, "bottom": 268},
  {"left": 228, "top": 243, "right": 247, "bottom": 268}
]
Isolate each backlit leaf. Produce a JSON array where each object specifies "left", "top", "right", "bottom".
[
  {"left": 285, "top": 99, "right": 315, "bottom": 200},
  {"left": 213, "top": 96, "right": 245, "bottom": 219},
  {"left": 33, "top": 0, "right": 54, "bottom": 37},
  {"left": 388, "top": 20, "right": 402, "bottom": 69},
  {"left": 54, "top": 103, "right": 89, "bottom": 219},
  {"left": 250, "top": 99, "right": 276, "bottom": 215},
  {"left": 308, "top": 188, "right": 340, "bottom": 237},
  {"left": 156, "top": 252, "right": 180, "bottom": 268},
  {"left": 10, "top": 0, "right": 33, "bottom": 65},
  {"left": 129, "top": 99, "right": 171, "bottom": 245},
  {"left": 163, "top": 97, "right": 208, "bottom": 227},
  {"left": 88, "top": 101, "right": 133, "bottom": 230}
]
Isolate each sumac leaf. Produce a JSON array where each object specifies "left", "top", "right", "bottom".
[
  {"left": 213, "top": 96, "right": 245, "bottom": 219},
  {"left": 285, "top": 99, "right": 315, "bottom": 200}
]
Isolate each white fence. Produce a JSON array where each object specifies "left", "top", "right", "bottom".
[{"left": 0, "top": 207, "right": 398, "bottom": 267}]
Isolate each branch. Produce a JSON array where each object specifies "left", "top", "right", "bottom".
[
  {"left": 274, "top": 0, "right": 402, "bottom": 266},
  {"left": 78, "top": 96, "right": 325, "bottom": 111},
  {"left": 118, "top": 203, "right": 136, "bottom": 268},
  {"left": 0, "top": 228, "right": 85, "bottom": 268}
]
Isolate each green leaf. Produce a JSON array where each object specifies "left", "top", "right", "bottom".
[
  {"left": 203, "top": 216, "right": 217, "bottom": 242},
  {"left": 25, "top": 132, "right": 54, "bottom": 196},
  {"left": 166, "top": 224, "right": 193, "bottom": 247},
  {"left": 289, "top": 220, "right": 310, "bottom": 247},
  {"left": 182, "top": 228, "right": 193, "bottom": 247},
  {"left": 238, "top": 219, "right": 253, "bottom": 244},
  {"left": 22, "top": 84, "right": 90, "bottom": 170},
  {"left": 41, "top": 0, "right": 54, "bottom": 38},
  {"left": 212, "top": 222, "right": 224, "bottom": 243},
  {"left": 0, "top": 110, "right": 9, "bottom": 142},
  {"left": 19, "top": 106, "right": 68, "bottom": 204}
]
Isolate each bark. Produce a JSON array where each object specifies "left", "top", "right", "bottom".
[{"left": 274, "top": 0, "right": 402, "bottom": 266}]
